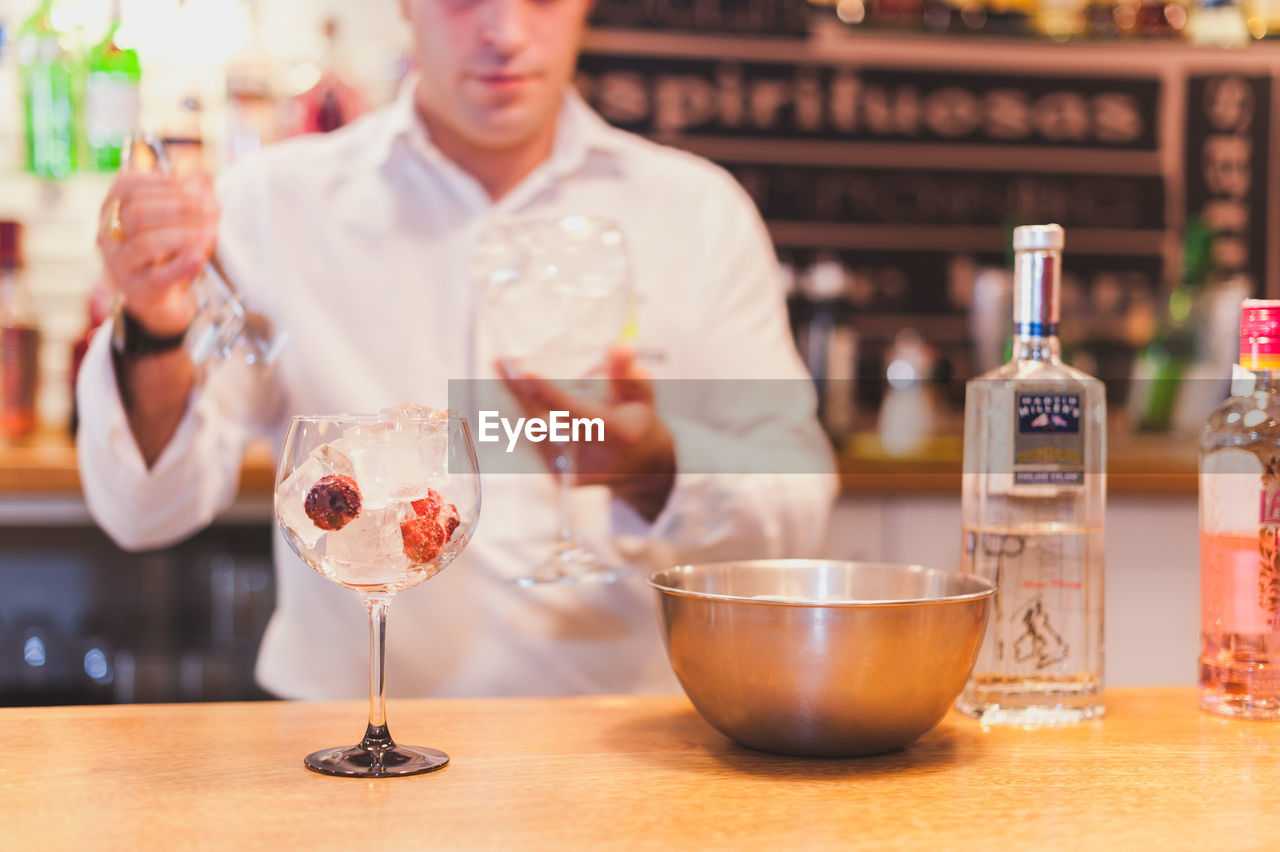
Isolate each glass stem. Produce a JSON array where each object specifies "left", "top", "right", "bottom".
[{"left": 361, "top": 594, "right": 393, "bottom": 749}]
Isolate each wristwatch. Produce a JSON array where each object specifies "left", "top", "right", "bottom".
[{"left": 110, "top": 307, "right": 190, "bottom": 358}]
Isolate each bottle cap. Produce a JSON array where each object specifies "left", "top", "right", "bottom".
[
  {"left": 0, "top": 221, "right": 21, "bottom": 269},
  {"left": 1012, "top": 225, "right": 1063, "bottom": 338},
  {"left": 1239, "top": 299, "right": 1280, "bottom": 370},
  {"left": 1013, "top": 224, "right": 1065, "bottom": 252}
]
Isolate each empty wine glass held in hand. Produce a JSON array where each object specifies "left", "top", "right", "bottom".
[
  {"left": 105, "top": 133, "right": 286, "bottom": 367},
  {"left": 275, "top": 405, "right": 481, "bottom": 778},
  {"left": 474, "top": 215, "right": 634, "bottom": 587}
]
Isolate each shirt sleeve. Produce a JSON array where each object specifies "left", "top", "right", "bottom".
[
  {"left": 609, "top": 167, "right": 838, "bottom": 566},
  {"left": 76, "top": 165, "right": 281, "bottom": 552}
]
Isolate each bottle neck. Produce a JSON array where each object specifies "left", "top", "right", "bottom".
[
  {"left": 1014, "top": 332, "right": 1062, "bottom": 363},
  {"left": 1240, "top": 360, "right": 1280, "bottom": 391},
  {"left": 1012, "top": 246, "right": 1062, "bottom": 364}
]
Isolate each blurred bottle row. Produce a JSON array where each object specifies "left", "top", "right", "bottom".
[
  {"left": 784, "top": 219, "right": 1251, "bottom": 454},
  {"left": 0, "top": 0, "right": 373, "bottom": 181},
  {"left": 810, "top": 0, "right": 1278, "bottom": 44}
]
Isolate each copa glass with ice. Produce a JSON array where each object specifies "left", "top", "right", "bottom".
[
  {"left": 274, "top": 406, "right": 480, "bottom": 777},
  {"left": 473, "top": 215, "right": 634, "bottom": 586}
]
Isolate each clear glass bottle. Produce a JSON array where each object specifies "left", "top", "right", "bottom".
[
  {"left": 958, "top": 224, "right": 1107, "bottom": 724},
  {"left": 1199, "top": 300, "right": 1280, "bottom": 720}
]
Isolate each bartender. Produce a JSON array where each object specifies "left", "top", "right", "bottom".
[{"left": 76, "top": 0, "right": 836, "bottom": 699}]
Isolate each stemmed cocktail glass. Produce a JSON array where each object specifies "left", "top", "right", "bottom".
[
  {"left": 274, "top": 406, "right": 480, "bottom": 777},
  {"left": 473, "top": 215, "right": 633, "bottom": 586}
]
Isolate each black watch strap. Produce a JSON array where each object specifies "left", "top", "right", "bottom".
[{"left": 111, "top": 308, "right": 189, "bottom": 357}]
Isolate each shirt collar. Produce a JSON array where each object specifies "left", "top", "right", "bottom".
[{"left": 373, "top": 79, "right": 624, "bottom": 177}]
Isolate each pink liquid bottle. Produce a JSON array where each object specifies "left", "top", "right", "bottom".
[{"left": 1199, "top": 299, "right": 1280, "bottom": 719}]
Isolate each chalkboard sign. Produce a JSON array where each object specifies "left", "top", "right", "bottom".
[
  {"left": 578, "top": 55, "right": 1161, "bottom": 150},
  {"left": 1185, "top": 74, "right": 1270, "bottom": 288},
  {"left": 589, "top": 0, "right": 811, "bottom": 36}
]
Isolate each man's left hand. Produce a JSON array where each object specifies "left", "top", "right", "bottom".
[{"left": 499, "top": 344, "right": 676, "bottom": 523}]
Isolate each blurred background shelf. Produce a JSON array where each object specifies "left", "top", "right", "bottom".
[{"left": 839, "top": 429, "right": 1199, "bottom": 493}]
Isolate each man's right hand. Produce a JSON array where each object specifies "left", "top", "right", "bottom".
[{"left": 96, "top": 171, "right": 220, "bottom": 337}]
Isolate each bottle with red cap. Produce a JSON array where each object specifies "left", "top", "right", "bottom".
[
  {"left": 0, "top": 220, "right": 40, "bottom": 441},
  {"left": 1199, "top": 299, "right": 1280, "bottom": 720}
]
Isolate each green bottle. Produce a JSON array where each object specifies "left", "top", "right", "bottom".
[
  {"left": 83, "top": 1, "right": 139, "bottom": 171},
  {"left": 16, "top": 0, "right": 78, "bottom": 179},
  {"left": 1136, "top": 217, "right": 1214, "bottom": 432}
]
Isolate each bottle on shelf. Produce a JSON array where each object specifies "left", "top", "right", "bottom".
[
  {"left": 869, "top": 0, "right": 925, "bottom": 28},
  {"left": 1186, "top": 0, "right": 1251, "bottom": 44},
  {"left": 878, "top": 328, "right": 939, "bottom": 457},
  {"left": 1245, "top": 0, "right": 1280, "bottom": 36},
  {"left": 16, "top": 0, "right": 78, "bottom": 179},
  {"left": 1087, "top": 0, "right": 1125, "bottom": 37},
  {"left": 983, "top": 0, "right": 1037, "bottom": 33},
  {"left": 958, "top": 224, "right": 1107, "bottom": 725},
  {"left": 1199, "top": 300, "right": 1280, "bottom": 720},
  {"left": 795, "top": 256, "right": 858, "bottom": 441},
  {"left": 1132, "top": 218, "right": 1213, "bottom": 433},
  {"left": 0, "top": 220, "right": 40, "bottom": 442},
  {"left": 1036, "top": 0, "right": 1089, "bottom": 38},
  {"left": 82, "top": 0, "right": 140, "bottom": 171},
  {"left": 281, "top": 17, "right": 366, "bottom": 137}
]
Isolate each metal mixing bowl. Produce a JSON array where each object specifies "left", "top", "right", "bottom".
[{"left": 650, "top": 560, "right": 995, "bottom": 757}]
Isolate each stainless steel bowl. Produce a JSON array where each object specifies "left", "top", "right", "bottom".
[{"left": 650, "top": 560, "right": 995, "bottom": 757}]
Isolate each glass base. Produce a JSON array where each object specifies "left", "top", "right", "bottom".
[
  {"left": 510, "top": 544, "right": 627, "bottom": 587},
  {"left": 1200, "top": 691, "right": 1280, "bottom": 721},
  {"left": 956, "top": 702, "right": 1104, "bottom": 725},
  {"left": 304, "top": 727, "right": 449, "bottom": 778}
]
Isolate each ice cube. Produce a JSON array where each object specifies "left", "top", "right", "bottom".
[
  {"left": 322, "top": 502, "right": 415, "bottom": 586},
  {"left": 275, "top": 440, "right": 357, "bottom": 549},
  {"left": 344, "top": 418, "right": 450, "bottom": 509},
  {"left": 378, "top": 403, "right": 446, "bottom": 423}
]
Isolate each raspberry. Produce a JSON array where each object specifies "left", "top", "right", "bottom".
[
  {"left": 401, "top": 515, "right": 447, "bottom": 564},
  {"left": 438, "top": 503, "right": 460, "bottom": 538},
  {"left": 400, "top": 488, "right": 461, "bottom": 563},
  {"left": 411, "top": 491, "right": 443, "bottom": 519},
  {"left": 304, "top": 475, "right": 362, "bottom": 531}
]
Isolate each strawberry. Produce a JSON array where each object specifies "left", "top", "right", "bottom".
[
  {"left": 401, "top": 515, "right": 447, "bottom": 564},
  {"left": 304, "top": 475, "right": 362, "bottom": 531}
]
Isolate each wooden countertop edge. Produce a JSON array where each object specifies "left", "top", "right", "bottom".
[{"left": 2, "top": 433, "right": 1199, "bottom": 497}]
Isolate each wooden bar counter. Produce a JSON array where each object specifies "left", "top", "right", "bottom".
[
  {"left": 0, "top": 429, "right": 1198, "bottom": 497},
  {"left": 2, "top": 688, "right": 1277, "bottom": 849}
]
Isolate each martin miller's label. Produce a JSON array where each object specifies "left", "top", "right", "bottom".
[{"left": 1013, "top": 392, "right": 1085, "bottom": 486}]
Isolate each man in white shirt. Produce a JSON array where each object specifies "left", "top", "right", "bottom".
[{"left": 78, "top": 0, "right": 836, "bottom": 698}]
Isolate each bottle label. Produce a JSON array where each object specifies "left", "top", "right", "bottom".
[
  {"left": 1258, "top": 456, "right": 1280, "bottom": 623},
  {"left": 1013, "top": 392, "right": 1084, "bottom": 485},
  {"left": 85, "top": 74, "right": 140, "bottom": 149}
]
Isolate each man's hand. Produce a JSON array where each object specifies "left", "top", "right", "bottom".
[
  {"left": 499, "top": 344, "right": 676, "bottom": 523},
  {"left": 97, "top": 171, "right": 220, "bottom": 336},
  {"left": 95, "top": 169, "right": 218, "bottom": 466}
]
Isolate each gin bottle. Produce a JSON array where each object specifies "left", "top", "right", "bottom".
[
  {"left": 957, "top": 224, "right": 1107, "bottom": 724},
  {"left": 1199, "top": 300, "right": 1280, "bottom": 720}
]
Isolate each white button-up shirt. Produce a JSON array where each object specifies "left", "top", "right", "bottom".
[{"left": 77, "top": 87, "right": 837, "bottom": 699}]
